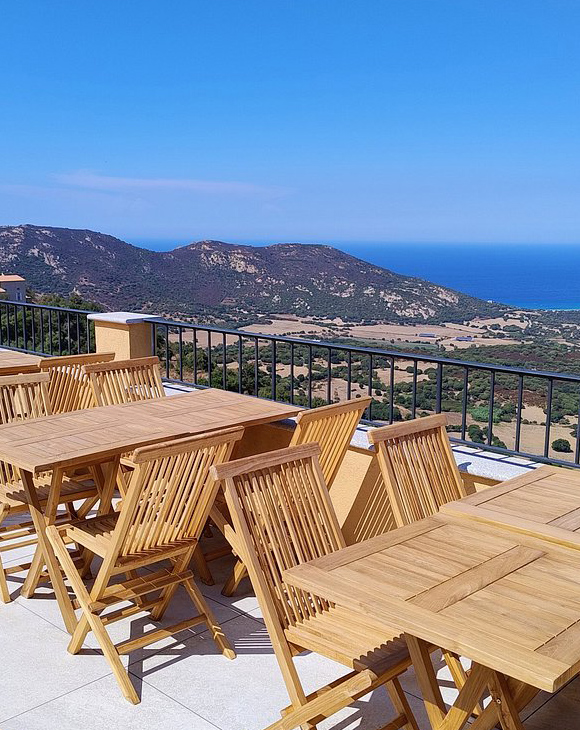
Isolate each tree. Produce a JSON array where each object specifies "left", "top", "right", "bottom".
[{"left": 552, "top": 438, "right": 572, "bottom": 453}]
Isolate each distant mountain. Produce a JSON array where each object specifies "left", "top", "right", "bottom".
[{"left": 0, "top": 224, "right": 508, "bottom": 322}]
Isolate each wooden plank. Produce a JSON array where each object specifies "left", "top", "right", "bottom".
[
  {"left": 0, "top": 389, "right": 300, "bottom": 473},
  {"left": 410, "top": 546, "right": 545, "bottom": 612}
]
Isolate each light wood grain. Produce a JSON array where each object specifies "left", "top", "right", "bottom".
[
  {"left": 0, "top": 389, "right": 300, "bottom": 474},
  {"left": 40, "top": 352, "right": 115, "bottom": 413},
  {"left": 0, "top": 349, "right": 43, "bottom": 375},
  {"left": 369, "top": 414, "right": 466, "bottom": 527},
  {"left": 214, "top": 443, "right": 421, "bottom": 730},
  {"left": 441, "top": 465, "right": 580, "bottom": 550},
  {"left": 47, "top": 427, "right": 243, "bottom": 704},
  {"left": 285, "top": 513, "right": 580, "bottom": 695}
]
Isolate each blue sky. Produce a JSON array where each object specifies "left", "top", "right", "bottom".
[{"left": 1, "top": 1, "right": 579, "bottom": 248}]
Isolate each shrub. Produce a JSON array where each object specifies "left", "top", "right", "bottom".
[{"left": 552, "top": 438, "right": 572, "bottom": 453}]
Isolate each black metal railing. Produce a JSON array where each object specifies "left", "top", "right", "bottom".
[
  {"left": 152, "top": 318, "right": 580, "bottom": 468},
  {"left": 0, "top": 300, "right": 95, "bottom": 356}
]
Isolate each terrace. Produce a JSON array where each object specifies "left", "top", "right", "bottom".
[{"left": 1, "top": 299, "right": 580, "bottom": 730}]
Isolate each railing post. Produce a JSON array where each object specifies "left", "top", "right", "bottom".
[{"left": 87, "top": 312, "right": 157, "bottom": 360}]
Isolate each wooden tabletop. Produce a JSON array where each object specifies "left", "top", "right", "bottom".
[
  {"left": 0, "top": 389, "right": 300, "bottom": 473},
  {"left": 284, "top": 513, "right": 580, "bottom": 693},
  {"left": 0, "top": 349, "right": 43, "bottom": 375},
  {"left": 441, "top": 465, "right": 580, "bottom": 550}
]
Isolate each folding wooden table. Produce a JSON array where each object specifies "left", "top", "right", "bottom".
[
  {"left": 441, "top": 464, "right": 580, "bottom": 549},
  {"left": 0, "top": 349, "right": 43, "bottom": 375},
  {"left": 0, "top": 389, "right": 299, "bottom": 633},
  {"left": 284, "top": 513, "right": 580, "bottom": 730}
]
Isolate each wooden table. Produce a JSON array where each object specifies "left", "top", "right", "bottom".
[
  {"left": 285, "top": 513, "right": 580, "bottom": 730},
  {"left": 1, "top": 389, "right": 299, "bottom": 632},
  {"left": 441, "top": 465, "right": 580, "bottom": 550},
  {"left": 0, "top": 349, "right": 43, "bottom": 375}
]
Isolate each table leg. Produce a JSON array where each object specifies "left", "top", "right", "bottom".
[
  {"left": 405, "top": 635, "right": 530, "bottom": 730},
  {"left": 20, "top": 469, "right": 78, "bottom": 634}
]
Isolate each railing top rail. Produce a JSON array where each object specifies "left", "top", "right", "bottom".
[
  {"left": 0, "top": 299, "right": 95, "bottom": 316},
  {"left": 150, "top": 317, "right": 580, "bottom": 384}
]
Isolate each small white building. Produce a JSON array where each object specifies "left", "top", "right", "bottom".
[{"left": 0, "top": 275, "right": 26, "bottom": 302}]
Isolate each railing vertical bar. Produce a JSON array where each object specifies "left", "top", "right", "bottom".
[
  {"left": 515, "top": 375, "right": 524, "bottom": 453},
  {"left": 544, "top": 379, "right": 553, "bottom": 458},
  {"left": 48, "top": 310, "right": 54, "bottom": 355},
  {"left": 308, "top": 346, "right": 313, "bottom": 408},
  {"left": 164, "top": 325, "right": 170, "bottom": 379},
  {"left": 193, "top": 328, "right": 198, "bottom": 385},
  {"left": 347, "top": 350, "right": 352, "bottom": 400},
  {"left": 75, "top": 314, "right": 81, "bottom": 354},
  {"left": 222, "top": 333, "right": 227, "bottom": 390},
  {"left": 271, "top": 339, "right": 277, "bottom": 401},
  {"left": 254, "top": 338, "right": 259, "bottom": 396},
  {"left": 327, "top": 348, "right": 332, "bottom": 404},
  {"left": 207, "top": 331, "right": 212, "bottom": 386},
  {"left": 461, "top": 368, "right": 468, "bottom": 440},
  {"left": 389, "top": 356, "right": 395, "bottom": 424},
  {"left": 436, "top": 363, "right": 443, "bottom": 413},
  {"left": 411, "top": 360, "right": 418, "bottom": 419},
  {"left": 0, "top": 304, "right": 4, "bottom": 347},
  {"left": 66, "top": 312, "right": 71, "bottom": 354},
  {"left": 290, "top": 342, "right": 295, "bottom": 404},
  {"left": 39, "top": 309, "right": 44, "bottom": 352},
  {"left": 165, "top": 325, "right": 170, "bottom": 378},
  {"left": 367, "top": 354, "right": 373, "bottom": 420},
  {"left": 31, "top": 307, "right": 36, "bottom": 352},
  {"left": 238, "top": 336, "right": 243, "bottom": 393},
  {"left": 487, "top": 371, "right": 495, "bottom": 446},
  {"left": 57, "top": 311, "right": 62, "bottom": 355},
  {"left": 178, "top": 327, "right": 184, "bottom": 382}
]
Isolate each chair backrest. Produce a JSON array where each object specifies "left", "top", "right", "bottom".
[
  {"left": 368, "top": 414, "right": 466, "bottom": 527},
  {"left": 82, "top": 356, "right": 165, "bottom": 406},
  {"left": 0, "top": 373, "right": 52, "bottom": 484},
  {"left": 289, "top": 396, "right": 371, "bottom": 488},
  {"left": 113, "top": 426, "right": 244, "bottom": 560},
  {"left": 0, "top": 372, "right": 52, "bottom": 423},
  {"left": 212, "top": 443, "right": 345, "bottom": 631},
  {"left": 40, "top": 352, "right": 116, "bottom": 413}
]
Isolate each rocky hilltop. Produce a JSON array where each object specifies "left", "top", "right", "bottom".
[{"left": 0, "top": 224, "right": 507, "bottom": 322}]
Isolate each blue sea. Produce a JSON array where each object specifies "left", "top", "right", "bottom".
[
  {"left": 338, "top": 243, "right": 580, "bottom": 310},
  {"left": 139, "top": 239, "right": 580, "bottom": 311}
]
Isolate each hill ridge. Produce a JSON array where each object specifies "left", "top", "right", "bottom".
[{"left": 0, "top": 224, "right": 508, "bottom": 323}]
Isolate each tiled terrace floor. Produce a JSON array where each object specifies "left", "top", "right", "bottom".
[{"left": 2, "top": 530, "right": 580, "bottom": 730}]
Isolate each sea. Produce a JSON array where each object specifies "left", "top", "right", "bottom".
[{"left": 138, "top": 239, "right": 580, "bottom": 311}]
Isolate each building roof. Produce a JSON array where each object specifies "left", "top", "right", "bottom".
[{"left": 0, "top": 275, "right": 25, "bottom": 282}]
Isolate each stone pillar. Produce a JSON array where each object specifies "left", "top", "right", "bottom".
[{"left": 87, "top": 312, "right": 157, "bottom": 361}]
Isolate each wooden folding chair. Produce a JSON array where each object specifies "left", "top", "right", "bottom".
[
  {"left": 82, "top": 355, "right": 165, "bottom": 406},
  {"left": 0, "top": 373, "right": 97, "bottom": 603},
  {"left": 212, "top": 443, "right": 420, "bottom": 730},
  {"left": 369, "top": 414, "right": 474, "bottom": 709},
  {"left": 47, "top": 426, "right": 244, "bottom": 704},
  {"left": 219, "top": 396, "right": 371, "bottom": 597},
  {"left": 368, "top": 414, "right": 466, "bottom": 528},
  {"left": 40, "top": 352, "right": 116, "bottom": 413}
]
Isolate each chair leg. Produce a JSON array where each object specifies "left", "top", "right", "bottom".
[
  {"left": 20, "top": 546, "right": 44, "bottom": 598},
  {"left": 47, "top": 526, "right": 140, "bottom": 704},
  {"left": 192, "top": 544, "right": 215, "bottom": 586},
  {"left": 386, "top": 677, "right": 420, "bottom": 730},
  {"left": 0, "top": 505, "right": 11, "bottom": 603},
  {"left": 183, "top": 577, "right": 236, "bottom": 660},
  {"left": 222, "top": 558, "right": 247, "bottom": 596}
]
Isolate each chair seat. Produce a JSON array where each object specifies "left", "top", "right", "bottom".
[
  {"left": 284, "top": 605, "right": 411, "bottom": 676},
  {"left": 65, "top": 513, "right": 196, "bottom": 560},
  {"left": 0, "top": 476, "right": 96, "bottom": 513}
]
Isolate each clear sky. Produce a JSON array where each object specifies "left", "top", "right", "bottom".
[{"left": 1, "top": 1, "right": 579, "bottom": 248}]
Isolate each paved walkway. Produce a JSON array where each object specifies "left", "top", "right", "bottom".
[{"left": 2, "top": 528, "right": 578, "bottom": 730}]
